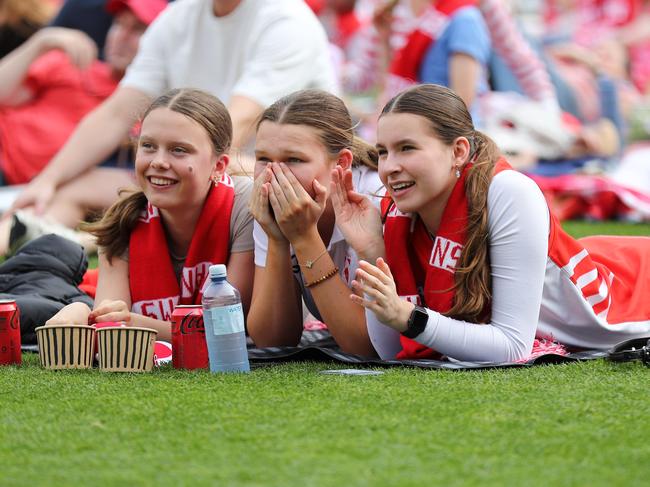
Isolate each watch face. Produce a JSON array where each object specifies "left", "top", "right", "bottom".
[{"left": 404, "top": 306, "right": 428, "bottom": 338}]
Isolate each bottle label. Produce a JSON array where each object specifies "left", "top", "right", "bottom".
[{"left": 205, "top": 304, "right": 245, "bottom": 335}]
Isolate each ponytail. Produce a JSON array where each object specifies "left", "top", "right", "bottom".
[
  {"left": 350, "top": 135, "right": 378, "bottom": 169},
  {"left": 446, "top": 131, "right": 501, "bottom": 322},
  {"left": 82, "top": 191, "right": 148, "bottom": 263}
]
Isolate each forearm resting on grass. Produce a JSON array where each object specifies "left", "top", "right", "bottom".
[
  {"left": 292, "top": 230, "right": 376, "bottom": 357},
  {"left": 247, "top": 239, "right": 304, "bottom": 347}
]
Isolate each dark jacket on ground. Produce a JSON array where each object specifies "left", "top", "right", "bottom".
[{"left": 0, "top": 234, "right": 93, "bottom": 344}]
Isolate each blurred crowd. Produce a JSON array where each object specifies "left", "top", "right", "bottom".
[{"left": 0, "top": 0, "right": 648, "bottom": 258}]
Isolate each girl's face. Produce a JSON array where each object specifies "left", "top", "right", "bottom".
[
  {"left": 135, "top": 107, "right": 227, "bottom": 211},
  {"left": 254, "top": 121, "right": 340, "bottom": 198},
  {"left": 376, "top": 113, "right": 467, "bottom": 215}
]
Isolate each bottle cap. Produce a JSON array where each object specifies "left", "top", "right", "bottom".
[{"left": 209, "top": 264, "right": 227, "bottom": 279}]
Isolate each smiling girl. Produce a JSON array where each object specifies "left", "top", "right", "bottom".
[
  {"left": 332, "top": 83, "right": 650, "bottom": 363},
  {"left": 46, "top": 88, "right": 254, "bottom": 340},
  {"left": 247, "top": 89, "right": 384, "bottom": 355}
]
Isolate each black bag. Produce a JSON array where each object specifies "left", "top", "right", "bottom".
[{"left": 607, "top": 337, "right": 650, "bottom": 366}]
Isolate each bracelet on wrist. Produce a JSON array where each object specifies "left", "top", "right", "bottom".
[
  {"left": 304, "top": 266, "right": 339, "bottom": 288},
  {"left": 300, "top": 248, "right": 329, "bottom": 269}
]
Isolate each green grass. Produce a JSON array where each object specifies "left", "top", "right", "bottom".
[
  {"left": 2, "top": 357, "right": 650, "bottom": 486},
  {"left": 562, "top": 220, "right": 650, "bottom": 238},
  {"left": 1, "top": 221, "right": 649, "bottom": 486}
]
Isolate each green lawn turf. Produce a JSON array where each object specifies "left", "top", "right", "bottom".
[{"left": 1, "top": 222, "right": 649, "bottom": 486}]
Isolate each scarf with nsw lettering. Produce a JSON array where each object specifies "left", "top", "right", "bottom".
[
  {"left": 129, "top": 175, "right": 235, "bottom": 319},
  {"left": 382, "top": 159, "right": 510, "bottom": 359}
]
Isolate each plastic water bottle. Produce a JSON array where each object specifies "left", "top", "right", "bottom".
[{"left": 201, "top": 264, "right": 250, "bottom": 373}]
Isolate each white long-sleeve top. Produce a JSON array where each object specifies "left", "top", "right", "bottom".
[
  {"left": 367, "top": 170, "right": 549, "bottom": 362},
  {"left": 366, "top": 171, "right": 650, "bottom": 363}
]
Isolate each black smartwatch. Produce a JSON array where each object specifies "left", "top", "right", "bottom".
[{"left": 402, "top": 305, "right": 428, "bottom": 339}]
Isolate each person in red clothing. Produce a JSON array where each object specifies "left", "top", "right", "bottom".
[{"left": 0, "top": 0, "right": 167, "bottom": 186}]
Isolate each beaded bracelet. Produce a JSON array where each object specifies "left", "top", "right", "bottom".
[{"left": 304, "top": 266, "right": 339, "bottom": 288}]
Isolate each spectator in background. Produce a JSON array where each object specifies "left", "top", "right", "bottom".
[
  {"left": 338, "top": 0, "right": 428, "bottom": 94},
  {"left": 0, "top": 0, "right": 56, "bottom": 58},
  {"left": 417, "top": 0, "right": 490, "bottom": 113},
  {"left": 9, "top": 0, "right": 336, "bottom": 234},
  {"left": 49, "top": 0, "right": 114, "bottom": 60},
  {"left": 0, "top": 0, "right": 167, "bottom": 255},
  {"left": 0, "top": 0, "right": 166, "bottom": 186},
  {"left": 50, "top": 0, "right": 177, "bottom": 61},
  {"left": 307, "top": 0, "right": 363, "bottom": 52}
]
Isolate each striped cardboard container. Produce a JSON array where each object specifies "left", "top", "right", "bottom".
[
  {"left": 35, "top": 325, "right": 95, "bottom": 370},
  {"left": 96, "top": 327, "right": 157, "bottom": 372}
]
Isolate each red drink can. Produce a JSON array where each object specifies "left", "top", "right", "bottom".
[
  {"left": 171, "top": 305, "right": 208, "bottom": 370},
  {"left": 0, "top": 299, "right": 21, "bottom": 365}
]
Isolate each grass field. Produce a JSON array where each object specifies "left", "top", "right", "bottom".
[{"left": 1, "top": 222, "right": 649, "bottom": 487}]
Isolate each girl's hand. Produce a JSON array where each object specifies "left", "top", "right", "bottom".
[
  {"left": 268, "top": 163, "right": 327, "bottom": 244},
  {"left": 88, "top": 300, "right": 132, "bottom": 325},
  {"left": 46, "top": 302, "right": 92, "bottom": 326},
  {"left": 250, "top": 166, "right": 287, "bottom": 243},
  {"left": 331, "top": 166, "right": 385, "bottom": 261},
  {"left": 350, "top": 258, "right": 413, "bottom": 332}
]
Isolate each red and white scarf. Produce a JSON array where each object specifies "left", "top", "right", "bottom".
[
  {"left": 129, "top": 175, "right": 235, "bottom": 321},
  {"left": 385, "top": 0, "right": 477, "bottom": 99},
  {"left": 383, "top": 159, "right": 510, "bottom": 359}
]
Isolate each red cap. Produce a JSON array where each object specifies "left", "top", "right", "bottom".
[{"left": 106, "top": 0, "right": 167, "bottom": 26}]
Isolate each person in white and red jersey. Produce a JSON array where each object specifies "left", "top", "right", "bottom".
[
  {"left": 331, "top": 83, "right": 650, "bottom": 363},
  {"left": 46, "top": 89, "right": 254, "bottom": 341}
]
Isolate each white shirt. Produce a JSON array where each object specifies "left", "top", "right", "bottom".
[
  {"left": 369, "top": 170, "right": 650, "bottom": 362},
  {"left": 121, "top": 0, "right": 338, "bottom": 106},
  {"left": 254, "top": 165, "right": 384, "bottom": 321}
]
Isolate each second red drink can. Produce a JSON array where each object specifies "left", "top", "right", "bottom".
[
  {"left": 171, "top": 305, "right": 208, "bottom": 370},
  {"left": 0, "top": 299, "right": 21, "bottom": 365}
]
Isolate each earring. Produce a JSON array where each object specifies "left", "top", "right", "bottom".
[{"left": 455, "top": 167, "right": 461, "bottom": 179}]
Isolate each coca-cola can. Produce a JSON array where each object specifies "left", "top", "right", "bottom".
[
  {"left": 171, "top": 305, "right": 208, "bottom": 370},
  {"left": 0, "top": 299, "right": 21, "bottom": 365}
]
